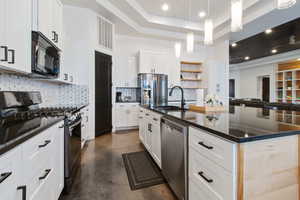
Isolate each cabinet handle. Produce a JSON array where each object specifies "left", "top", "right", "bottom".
[
  {"left": 0, "top": 46, "right": 8, "bottom": 62},
  {"left": 38, "top": 140, "right": 51, "bottom": 148},
  {"left": 145, "top": 113, "right": 150, "bottom": 116},
  {"left": 198, "top": 171, "right": 213, "bottom": 183},
  {"left": 0, "top": 172, "right": 12, "bottom": 184},
  {"left": 8, "top": 49, "right": 15, "bottom": 64},
  {"left": 198, "top": 141, "right": 213, "bottom": 150},
  {"left": 139, "top": 117, "right": 143, "bottom": 119},
  {"left": 153, "top": 118, "right": 158, "bottom": 121},
  {"left": 52, "top": 31, "right": 56, "bottom": 41},
  {"left": 64, "top": 73, "right": 68, "bottom": 81},
  {"left": 55, "top": 32, "right": 59, "bottom": 43},
  {"left": 17, "top": 185, "right": 27, "bottom": 200},
  {"left": 39, "top": 169, "right": 51, "bottom": 180},
  {"left": 70, "top": 75, "right": 73, "bottom": 82}
]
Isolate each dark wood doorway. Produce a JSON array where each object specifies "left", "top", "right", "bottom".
[
  {"left": 95, "top": 51, "right": 112, "bottom": 137},
  {"left": 229, "top": 79, "right": 235, "bottom": 98},
  {"left": 262, "top": 77, "right": 270, "bottom": 102}
]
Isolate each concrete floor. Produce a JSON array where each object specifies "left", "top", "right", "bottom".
[{"left": 61, "top": 130, "right": 177, "bottom": 200}]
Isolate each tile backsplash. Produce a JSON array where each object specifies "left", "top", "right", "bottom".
[{"left": 0, "top": 73, "right": 89, "bottom": 108}]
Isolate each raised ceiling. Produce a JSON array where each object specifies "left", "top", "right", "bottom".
[{"left": 62, "top": 0, "right": 300, "bottom": 43}]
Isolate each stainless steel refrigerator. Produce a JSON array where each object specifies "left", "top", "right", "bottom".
[{"left": 138, "top": 73, "right": 168, "bottom": 106}]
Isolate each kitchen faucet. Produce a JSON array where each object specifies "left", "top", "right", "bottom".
[{"left": 169, "top": 86, "right": 186, "bottom": 110}]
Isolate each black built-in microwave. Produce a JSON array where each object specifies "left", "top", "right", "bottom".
[{"left": 31, "top": 31, "right": 60, "bottom": 78}]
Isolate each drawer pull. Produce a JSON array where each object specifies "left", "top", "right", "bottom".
[
  {"left": 38, "top": 140, "right": 51, "bottom": 148},
  {"left": 145, "top": 113, "right": 150, "bottom": 116},
  {"left": 198, "top": 141, "right": 213, "bottom": 150},
  {"left": 0, "top": 46, "right": 8, "bottom": 61},
  {"left": 153, "top": 118, "right": 158, "bottom": 121},
  {"left": 198, "top": 171, "right": 213, "bottom": 183},
  {"left": 139, "top": 117, "right": 143, "bottom": 119},
  {"left": 39, "top": 169, "right": 51, "bottom": 180},
  {"left": 0, "top": 172, "right": 12, "bottom": 184},
  {"left": 17, "top": 185, "right": 27, "bottom": 200}
]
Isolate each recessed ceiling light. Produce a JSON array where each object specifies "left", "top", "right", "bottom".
[
  {"left": 265, "top": 29, "right": 272, "bottom": 34},
  {"left": 231, "top": 43, "right": 237, "bottom": 47},
  {"left": 244, "top": 56, "right": 250, "bottom": 60},
  {"left": 271, "top": 49, "right": 278, "bottom": 54},
  {"left": 198, "top": 11, "right": 206, "bottom": 18},
  {"left": 161, "top": 3, "right": 169, "bottom": 11}
]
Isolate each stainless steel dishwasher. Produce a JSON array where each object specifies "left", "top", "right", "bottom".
[{"left": 161, "top": 117, "right": 188, "bottom": 200}]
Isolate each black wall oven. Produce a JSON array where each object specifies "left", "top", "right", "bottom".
[{"left": 31, "top": 31, "right": 60, "bottom": 78}]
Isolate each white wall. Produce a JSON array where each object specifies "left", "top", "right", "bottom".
[
  {"left": 64, "top": 5, "right": 114, "bottom": 139},
  {"left": 230, "top": 64, "right": 276, "bottom": 101},
  {"left": 205, "top": 40, "right": 230, "bottom": 105}
]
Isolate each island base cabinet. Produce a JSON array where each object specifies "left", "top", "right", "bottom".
[{"left": 238, "top": 135, "right": 299, "bottom": 200}]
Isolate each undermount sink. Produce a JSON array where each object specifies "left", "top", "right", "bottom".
[{"left": 155, "top": 106, "right": 187, "bottom": 111}]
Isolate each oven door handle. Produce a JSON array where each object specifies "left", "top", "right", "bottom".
[{"left": 69, "top": 119, "right": 82, "bottom": 129}]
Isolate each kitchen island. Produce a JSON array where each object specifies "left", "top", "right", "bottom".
[{"left": 139, "top": 105, "right": 300, "bottom": 200}]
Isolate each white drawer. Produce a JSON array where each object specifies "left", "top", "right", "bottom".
[
  {"left": 189, "top": 127, "right": 236, "bottom": 172},
  {"left": 189, "top": 147, "right": 235, "bottom": 200},
  {"left": 0, "top": 148, "right": 22, "bottom": 200},
  {"left": 189, "top": 178, "right": 220, "bottom": 200},
  {"left": 23, "top": 127, "right": 55, "bottom": 180}
]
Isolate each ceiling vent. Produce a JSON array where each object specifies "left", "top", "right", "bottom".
[{"left": 98, "top": 16, "right": 114, "bottom": 50}]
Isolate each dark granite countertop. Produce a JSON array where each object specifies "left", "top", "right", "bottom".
[
  {"left": 142, "top": 105, "right": 300, "bottom": 143},
  {"left": 0, "top": 116, "right": 64, "bottom": 156}
]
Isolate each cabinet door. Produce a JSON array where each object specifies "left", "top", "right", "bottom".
[
  {"left": 151, "top": 121, "right": 161, "bottom": 168},
  {"left": 115, "top": 105, "right": 128, "bottom": 127},
  {"left": 52, "top": 0, "right": 63, "bottom": 49},
  {"left": 0, "top": 148, "right": 23, "bottom": 200},
  {"left": 138, "top": 115, "right": 145, "bottom": 142},
  {"left": 5, "top": 0, "right": 31, "bottom": 73},
  {"left": 38, "top": 0, "right": 53, "bottom": 40},
  {"left": 129, "top": 104, "right": 139, "bottom": 127},
  {"left": 52, "top": 122, "right": 64, "bottom": 199},
  {"left": 0, "top": 0, "right": 7, "bottom": 68}
]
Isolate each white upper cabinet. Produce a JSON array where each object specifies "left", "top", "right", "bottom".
[
  {"left": 52, "top": 0, "right": 63, "bottom": 49},
  {"left": 139, "top": 50, "right": 180, "bottom": 87},
  {"left": 37, "top": 0, "right": 53, "bottom": 40},
  {"left": 37, "top": 0, "right": 63, "bottom": 49},
  {"left": 0, "top": 0, "right": 31, "bottom": 73}
]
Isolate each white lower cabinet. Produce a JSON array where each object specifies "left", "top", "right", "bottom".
[
  {"left": 115, "top": 103, "right": 139, "bottom": 130},
  {"left": 0, "top": 120, "right": 64, "bottom": 200},
  {"left": 188, "top": 126, "right": 237, "bottom": 200},
  {"left": 138, "top": 107, "right": 162, "bottom": 168}
]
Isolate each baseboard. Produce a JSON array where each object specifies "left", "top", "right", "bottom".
[{"left": 115, "top": 126, "right": 139, "bottom": 132}]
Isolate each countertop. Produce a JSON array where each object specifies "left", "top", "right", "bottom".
[
  {"left": 0, "top": 116, "right": 64, "bottom": 156},
  {"left": 142, "top": 105, "right": 300, "bottom": 143}
]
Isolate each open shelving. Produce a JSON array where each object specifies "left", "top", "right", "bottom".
[
  {"left": 180, "top": 61, "right": 203, "bottom": 89},
  {"left": 275, "top": 61, "right": 300, "bottom": 103}
]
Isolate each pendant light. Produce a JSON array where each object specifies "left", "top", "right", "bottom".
[
  {"left": 175, "top": 42, "right": 181, "bottom": 58},
  {"left": 204, "top": 19, "right": 213, "bottom": 45},
  {"left": 186, "top": 0, "right": 194, "bottom": 52},
  {"left": 231, "top": 0, "right": 243, "bottom": 32},
  {"left": 204, "top": 0, "right": 213, "bottom": 45},
  {"left": 277, "top": 0, "right": 296, "bottom": 9}
]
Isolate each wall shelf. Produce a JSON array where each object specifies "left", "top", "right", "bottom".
[
  {"left": 180, "top": 70, "right": 202, "bottom": 73},
  {"left": 180, "top": 60, "right": 203, "bottom": 89}
]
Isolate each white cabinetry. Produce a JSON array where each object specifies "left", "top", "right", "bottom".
[
  {"left": 138, "top": 50, "right": 180, "bottom": 87},
  {"left": 188, "top": 126, "right": 237, "bottom": 200},
  {"left": 0, "top": 148, "right": 23, "bottom": 200},
  {"left": 0, "top": 0, "right": 31, "bottom": 73},
  {"left": 37, "top": 0, "right": 63, "bottom": 49},
  {"left": 138, "top": 107, "right": 162, "bottom": 168},
  {"left": 0, "top": 120, "right": 64, "bottom": 200},
  {"left": 81, "top": 107, "right": 89, "bottom": 147},
  {"left": 115, "top": 103, "right": 139, "bottom": 130}
]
